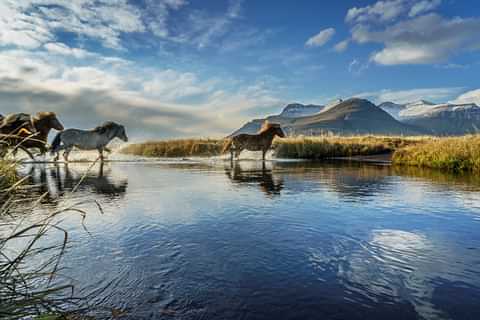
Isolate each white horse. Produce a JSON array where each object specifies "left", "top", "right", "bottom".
[{"left": 50, "top": 121, "right": 128, "bottom": 162}]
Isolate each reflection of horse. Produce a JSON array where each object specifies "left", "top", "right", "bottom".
[
  {"left": 24, "top": 163, "right": 128, "bottom": 198},
  {"left": 57, "top": 163, "right": 128, "bottom": 197},
  {"left": 0, "top": 112, "right": 64, "bottom": 159},
  {"left": 222, "top": 122, "right": 285, "bottom": 161},
  {"left": 225, "top": 162, "right": 284, "bottom": 197},
  {"left": 51, "top": 121, "right": 128, "bottom": 162}
]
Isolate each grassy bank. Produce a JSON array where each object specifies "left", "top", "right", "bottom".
[
  {"left": 392, "top": 135, "right": 480, "bottom": 172},
  {"left": 122, "top": 138, "right": 223, "bottom": 157},
  {"left": 120, "top": 135, "right": 480, "bottom": 172},
  {"left": 273, "top": 136, "right": 425, "bottom": 159},
  {"left": 121, "top": 136, "right": 426, "bottom": 159}
]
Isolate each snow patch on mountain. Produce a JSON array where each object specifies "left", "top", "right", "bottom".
[{"left": 279, "top": 103, "right": 323, "bottom": 117}]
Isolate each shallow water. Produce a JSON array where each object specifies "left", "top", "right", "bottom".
[{"left": 8, "top": 159, "right": 480, "bottom": 319}]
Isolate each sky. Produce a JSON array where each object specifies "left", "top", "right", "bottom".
[{"left": 1, "top": 0, "right": 480, "bottom": 138}]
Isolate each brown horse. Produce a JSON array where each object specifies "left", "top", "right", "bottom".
[
  {"left": 0, "top": 112, "right": 64, "bottom": 158},
  {"left": 222, "top": 122, "right": 286, "bottom": 161}
]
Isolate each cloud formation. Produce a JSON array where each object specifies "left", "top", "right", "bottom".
[
  {"left": 345, "top": 0, "right": 479, "bottom": 65},
  {"left": 355, "top": 87, "right": 464, "bottom": 104},
  {"left": 305, "top": 28, "right": 335, "bottom": 47}
]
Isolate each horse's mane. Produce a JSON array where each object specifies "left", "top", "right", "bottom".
[
  {"left": 93, "top": 121, "right": 118, "bottom": 133},
  {"left": 34, "top": 112, "right": 56, "bottom": 120},
  {"left": 258, "top": 122, "right": 281, "bottom": 134}
]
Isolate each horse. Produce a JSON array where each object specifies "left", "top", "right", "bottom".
[
  {"left": 50, "top": 121, "right": 128, "bottom": 162},
  {"left": 0, "top": 112, "right": 64, "bottom": 159},
  {"left": 222, "top": 122, "right": 286, "bottom": 161}
]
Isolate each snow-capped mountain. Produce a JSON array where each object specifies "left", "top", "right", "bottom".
[
  {"left": 377, "top": 102, "right": 406, "bottom": 120},
  {"left": 279, "top": 103, "right": 324, "bottom": 117},
  {"left": 398, "top": 100, "right": 437, "bottom": 118}
]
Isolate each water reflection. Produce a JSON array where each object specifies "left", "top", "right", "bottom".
[
  {"left": 225, "top": 162, "right": 284, "bottom": 197},
  {"left": 22, "top": 162, "right": 128, "bottom": 200},
  {"left": 6, "top": 161, "right": 480, "bottom": 319}
]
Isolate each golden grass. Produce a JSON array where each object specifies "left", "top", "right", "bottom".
[
  {"left": 273, "top": 135, "right": 427, "bottom": 159},
  {"left": 392, "top": 135, "right": 480, "bottom": 172},
  {"left": 120, "top": 135, "right": 480, "bottom": 172},
  {"left": 121, "top": 138, "right": 223, "bottom": 157}
]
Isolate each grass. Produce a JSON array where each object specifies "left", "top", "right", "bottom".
[
  {"left": 273, "top": 135, "right": 425, "bottom": 159},
  {"left": 392, "top": 135, "right": 480, "bottom": 172},
  {"left": 0, "top": 161, "right": 104, "bottom": 319},
  {"left": 120, "top": 135, "right": 480, "bottom": 172},
  {"left": 121, "top": 138, "right": 223, "bottom": 157}
]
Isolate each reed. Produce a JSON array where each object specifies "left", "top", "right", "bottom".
[
  {"left": 121, "top": 138, "right": 223, "bottom": 157},
  {"left": 273, "top": 135, "right": 426, "bottom": 159},
  {"left": 0, "top": 162, "right": 102, "bottom": 319},
  {"left": 392, "top": 135, "right": 480, "bottom": 172}
]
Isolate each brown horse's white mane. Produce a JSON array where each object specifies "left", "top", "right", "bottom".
[{"left": 258, "top": 121, "right": 281, "bottom": 134}]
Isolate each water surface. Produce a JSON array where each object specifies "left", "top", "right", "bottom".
[{"left": 10, "top": 160, "right": 480, "bottom": 319}]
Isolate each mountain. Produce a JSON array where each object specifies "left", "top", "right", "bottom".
[
  {"left": 279, "top": 103, "right": 323, "bottom": 117},
  {"left": 230, "top": 103, "right": 323, "bottom": 136},
  {"left": 401, "top": 103, "right": 480, "bottom": 135},
  {"left": 285, "top": 98, "right": 424, "bottom": 135},
  {"left": 378, "top": 102, "right": 406, "bottom": 120},
  {"left": 232, "top": 98, "right": 424, "bottom": 136}
]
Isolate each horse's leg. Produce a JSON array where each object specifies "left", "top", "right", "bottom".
[
  {"left": 63, "top": 148, "right": 72, "bottom": 162},
  {"left": 98, "top": 148, "right": 104, "bottom": 162},
  {"left": 262, "top": 149, "right": 266, "bottom": 161}
]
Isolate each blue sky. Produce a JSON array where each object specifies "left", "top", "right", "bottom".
[{"left": 1, "top": 0, "right": 480, "bottom": 138}]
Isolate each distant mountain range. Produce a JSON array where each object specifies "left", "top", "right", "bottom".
[{"left": 232, "top": 97, "right": 480, "bottom": 136}]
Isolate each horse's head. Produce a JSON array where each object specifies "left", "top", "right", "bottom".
[
  {"left": 260, "top": 122, "right": 285, "bottom": 138},
  {"left": 115, "top": 124, "right": 129, "bottom": 142},
  {"left": 35, "top": 112, "right": 64, "bottom": 131},
  {"left": 97, "top": 121, "right": 129, "bottom": 142}
]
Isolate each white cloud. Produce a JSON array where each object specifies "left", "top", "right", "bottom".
[
  {"left": 0, "top": 48, "right": 282, "bottom": 137},
  {"left": 333, "top": 39, "right": 350, "bottom": 52},
  {"left": 351, "top": 13, "right": 480, "bottom": 65},
  {"left": 451, "top": 89, "right": 480, "bottom": 105},
  {"left": 142, "top": 69, "right": 217, "bottom": 101},
  {"left": 346, "top": 0, "right": 407, "bottom": 24},
  {"left": 0, "top": 0, "right": 146, "bottom": 49},
  {"left": 305, "top": 28, "right": 335, "bottom": 47},
  {"left": 409, "top": 0, "right": 441, "bottom": 17},
  {"left": 44, "top": 42, "right": 95, "bottom": 59},
  {"left": 355, "top": 87, "right": 464, "bottom": 104}
]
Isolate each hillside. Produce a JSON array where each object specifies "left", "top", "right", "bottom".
[
  {"left": 233, "top": 98, "right": 424, "bottom": 136},
  {"left": 286, "top": 98, "right": 424, "bottom": 135}
]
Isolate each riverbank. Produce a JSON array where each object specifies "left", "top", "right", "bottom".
[
  {"left": 120, "top": 135, "right": 426, "bottom": 160},
  {"left": 393, "top": 135, "right": 480, "bottom": 172},
  {"left": 120, "top": 135, "right": 480, "bottom": 172},
  {"left": 121, "top": 138, "right": 223, "bottom": 158}
]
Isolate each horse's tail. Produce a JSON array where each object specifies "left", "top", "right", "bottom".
[
  {"left": 221, "top": 138, "right": 233, "bottom": 154},
  {"left": 50, "top": 132, "right": 62, "bottom": 155}
]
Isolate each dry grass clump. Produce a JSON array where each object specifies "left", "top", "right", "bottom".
[
  {"left": 273, "top": 135, "right": 426, "bottom": 159},
  {"left": 392, "top": 135, "right": 480, "bottom": 172},
  {"left": 121, "top": 138, "right": 223, "bottom": 157},
  {"left": 0, "top": 160, "right": 17, "bottom": 190}
]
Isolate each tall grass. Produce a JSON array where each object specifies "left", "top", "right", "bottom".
[
  {"left": 122, "top": 138, "right": 223, "bottom": 157},
  {"left": 121, "top": 136, "right": 427, "bottom": 159},
  {"left": 0, "top": 161, "right": 102, "bottom": 319},
  {"left": 392, "top": 135, "right": 480, "bottom": 172},
  {"left": 273, "top": 135, "right": 425, "bottom": 159}
]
